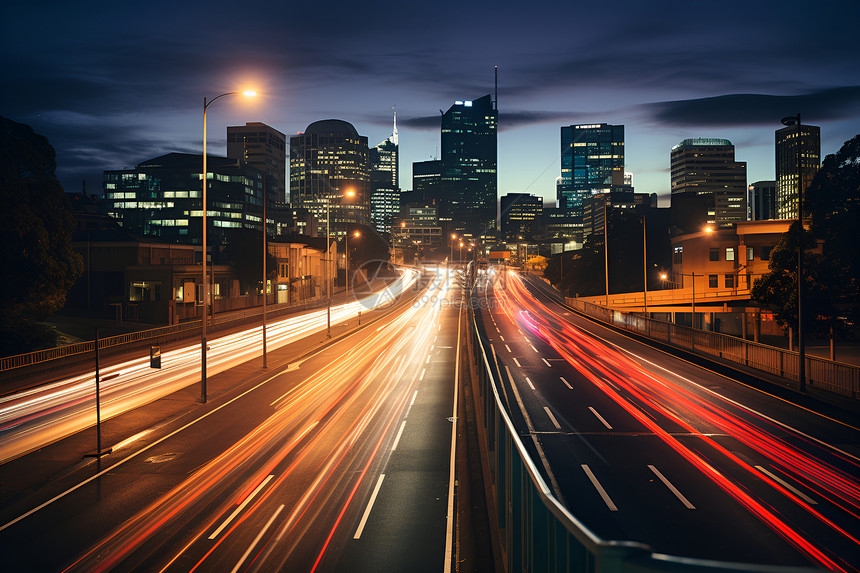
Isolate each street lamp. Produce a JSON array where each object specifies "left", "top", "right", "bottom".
[
  {"left": 450, "top": 233, "right": 457, "bottom": 263},
  {"left": 325, "top": 189, "right": 355, "bottom": 337},
  {"left": 201, "top": 89, "right": 256, "bottom": 403},
  {"left": 782, "top": 113, "right": 805, "bottom": 392},
  {"left": 346, "top": 229, "right": 360, "bottom": 295}
]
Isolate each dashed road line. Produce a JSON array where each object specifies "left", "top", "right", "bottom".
[
  {"left": 581, "top": 465, "right": 618, "bottom": 511},
  {"left": 512, "top": 357, "right": 521, "bottom": 368},
  {"left": 588, "top": 407, "right": 613, "bottom": 430},
  {"left": 530, "top": 344, "right": 539, "bottom": 353},
  {"left": 419, "top": 368, "right": 426, "bottom": 381},
  {"left": 391, "top": 421, "right": 407, "bottom": 451},
  {"left": 505, "top": 344, "right": 512, "bottom": 353},
  {"left": 525, "top": 377, "right": 535, "bottom": 390},
  {"left": 560, "top": 376, "right": 572, "bottom": 389},
  {"left": 544, "top": 407, "right": 561, "bottom": 430},
  {"left": 755, "top": 466, "right": 818, "bottom": 505},
  {"left": 210, "top": 474, "right": 274, "bottom": 539},
  {"left": 231, "top": 504, "right": 284, "bottom": 573},
  {"left": 354, "top": 474, "right": 386, "bottom": 539},
  {"left": 542, "top": 358, "right": 552, "bottom": 367},
  {"left": 649, "top": 465, "right": 695, "bottom": 509}
]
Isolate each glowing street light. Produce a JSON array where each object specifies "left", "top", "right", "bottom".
[{"left": 201, "top": 89, "right": 256, "bottom": 403}]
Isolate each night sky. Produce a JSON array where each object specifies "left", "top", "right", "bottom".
[{"left": 2, "top": 0, "right": 858, "bottom": 206}]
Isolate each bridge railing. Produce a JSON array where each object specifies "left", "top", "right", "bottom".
[
  {"left": 465, "top": 294, "right": 817, "bottom": 573},
  {"left": 0, "top": 296, "right": 330, "bottom": 373},
  {"left": 564, "top": 297, "right": 860, "bottom": 400}
]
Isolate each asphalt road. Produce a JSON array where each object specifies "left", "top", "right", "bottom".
[
  {"left": 0, "top": 266, "right": 465, "bottom": 572},
  {"left": 474, "top": 269, "right": 859, "bottom": 571}
]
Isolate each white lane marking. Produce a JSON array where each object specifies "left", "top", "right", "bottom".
[
  {"left": 231, "top": 504, "right": 284, "bottom": 573},
  {"left": 530, "top": 344, "right": 539, "bottom": 353},
  {"left": 542, "top": 358, "right": 552, "bottom": 367},
  {"left": 426, "top": 355, "right": 431, "bottom": 364},
  {"left": 410, "top": 390, "right": 418, "bottom": 407},
  {"left": 495, "top": 326, "right": 500, "bottom": 333},
  {"left": 525, "top": 377, "right": 535, "bottom": 390},
  {"left": 499, "top": 335, "right": 505, "bottom": 342},
  {"left": 391, "top": 421, "right": 407, "bottom": 451},
  {"left": 560, "top": 376, "right": 572, "bottom": 389},
  {"left": 588, "top": 407, "right": 613, "bottom": 430},
  {"left": 581, "top": 465, "right": 618, "bottom": 511},
  {"left": 354, "top": 474, "right": 386, "bottom": 539},
  {"left": 434, "top": 335, "right": 438, "bottom": 343},
  {"left": 0, "top": 365, "right": 304, "bottom": 534},
  {"left": 443, "top": 304, "right": 463, "bottom": 572},
  {"left": 419, "top": 368, "right": 426, "bottom": 381},
  {"left": 648, "top": 465, "right": 695, "bottom": 509},
  {"left": 503, "top": 366, "right": 564, "bottom": 500},
  {"left": 573, "top": 321, "right": 860, "bottom": 461},
  {"left": 755, "top": 466, "right": 818, "bottom": 505},
  {"left": 210, "top": 474, "right": 275, "bottom": 539},
  {"left": 512, "top": 357, "right": 521, "bottom": 368},
  {"left": 505, "top": 344, "right": 512, "bottom": 353},
  {"left": 544, "top": 407, "right": 561, "bottom": 430}
]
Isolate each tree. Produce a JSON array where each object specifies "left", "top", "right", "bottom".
[
  {"left": 0, "top": 116, "right": 83, "bottom": 356},
  {"left": 752, "top": 134, "right": 860, "bottom": 335}
]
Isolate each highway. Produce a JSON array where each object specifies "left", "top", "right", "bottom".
[
  {"left": 475, "top": 269, "right": 859, "bottom": 571},
  {"left": 0, "top": 270, "right": 419, "bottom": 463},
  {"left": 0, "top": 267, "right": 464, "bottom": 572}
]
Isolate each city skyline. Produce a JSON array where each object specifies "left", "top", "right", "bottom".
[{"left": 2, "top": 0, "right": 858, "bottom": 206}]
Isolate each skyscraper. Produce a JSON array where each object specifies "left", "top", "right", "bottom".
[
  {"left": 500, "top": 193, "right": 542, "bottom": 240},
  {"left": 440, "top": 94, "right": 497, "bottom": 237},
  {"left": 227, "top": 122, "right": 287, "bottom": 203},
  {"left": 558, "top": 123, "right": 625, "bottom": 242},
  {"left": 412, "top": 159, "right": 442, "bottom": 206},
  {"left": 748, "top": 180, "right": 777, "bottom": 221},
  {"left": 289, "top": 119, "right": 370, "bottom": 237},
  {"left": 775, "top": 124, "right": 820, "bottom": 220},
  {"left": 670, "top": 138, "right": 747, "bottom": 228},
  {"left": 369, "top": 112, "right": 399, "bottom": 235}
]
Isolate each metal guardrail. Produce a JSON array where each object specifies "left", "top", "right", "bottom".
[
  {"left": 0, "top": 296, "right": 330, "bottom": 372},
  {"left": 465, "top": 293, "right": 818, "bottom": 573},
  {"left": 563, "top": 297, "right": 860, "bottom": 399}
]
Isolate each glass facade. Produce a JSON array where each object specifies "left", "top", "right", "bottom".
[
  {"left": 558, "top": 123, "right": 625, "bottom": 242},
  {"left": 670, "top": 138, "right": 747, "bottom": 228},
  {"left": 370, "top": 126, "right": 399, "bottom": 235},
  {"left": 775, "top": 125, "right": 820, "bottom": 220},
  {"left": 289, "top": 120, "right": 370, "bottom": 237},
  {"left": 500, "top": 193, "right": 542, "bottom": 240},
  {"left": 440, "top": 94, "right": 497, "bottom": 237},
  {"left": 103, "top": 153, "right": 266, "bottom": 245}
]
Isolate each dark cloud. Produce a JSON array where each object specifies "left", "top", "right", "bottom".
[{"left": 645, "top": 87, "right": 860, "bottom": 127}]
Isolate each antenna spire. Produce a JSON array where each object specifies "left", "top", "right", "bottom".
[
  {"left": 494, "top": 65, "right": 498, "bottom": 111},
  {"left": 392, "top": 105, "right": 398, "bottom": 146}
]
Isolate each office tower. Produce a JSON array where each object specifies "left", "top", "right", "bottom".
[
  {"left": 413, "top": 159, "right": 442, "bottom": 206},
  {"left": 289, "top": 119, "right": 370, "bottom": 237},
  {"left": 227, "top": 122, "right": 287, "bottom": 205},
  {"left": 749, "top": 180, "right": 777, "bottom": 221},
  {"left": 370, "top": 112, "right": 399, "bottom": 235},
  {"left": 440, "top": 94, "right": 497, "bottom": 237},
  {"left": 582, "top": 190, "right": 657, "bottom": 239},
  {"left": 558, "top": 123, "right": 625, "bottom": 242},
  {"left": 500, "top": 193, "right": 542, "bottom": 240},
  {"left": 670, "top": 138, "right": 747, "bottom": 228},
  {"left": 775, "top": 124, "right": 820, "bottom": 220},
  {"left": 103, "top": 153, "right": 265, "bottom": 245}
]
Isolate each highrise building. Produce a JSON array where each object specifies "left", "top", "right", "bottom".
[
  {"left": 670, "top": 138, "right": 747, "bottom": 228},
  {"left": 370, "top": 112, "right": 399, "bottom": 235},
  {"left": 500, "top": 193, "right": 542, "bottom": 240},
  {"left": 103, "top": 153, "right": 266, "bottom": 245},
  {"left": 558, "top": 123, "right": 625, "bottom": 242},
  {"left": 227, "top": 122, "right": 287, "bottom": 204},
  {"left": 775, "top": 124, "right": 820, "bottom": 220},
  {"left": 413, "top": 159, "right": 442, "bottom": 206},
  {"left": 748, "top": 180, "right": 777, "bottom": 221},
  {"left": 289, "top": 119, "right": 370, "bottom": 237},
  {"left": 440, "top": 94, "right": 497, "bottom": 237},
  {"left": 582, "top": 190, "right": 657, "bottom": 239}
]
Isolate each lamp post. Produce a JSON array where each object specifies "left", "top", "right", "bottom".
[
  {"left": 450, "top": 233, "right": 457, "bottom": 263},
  {"left": 201, "top": 89, "right": 256, "bottom": 403},
  {"left": 346, "top": 230, "right": 360, "bottom": 296},
  {"left": 262, "top": 177, "right": 268, "bottom": 369},
  {"left": 459, "top": 242, "right": 464, "bottom": 263},
  {"left": 325, "top": 189, "right": 355, "bottom": 337},
  {"left": 642, "top": 216, "right": 648, "bottom": 317},
  {"left": 782, "top": 113, "right": 805, "bottom": 392},
  {"left": 604, "top": 204, "right": 610, "bottom": 307}
]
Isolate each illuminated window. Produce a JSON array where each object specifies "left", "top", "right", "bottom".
[{"left": 725, "top": 247, "right": 735, "bottom": 261}]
